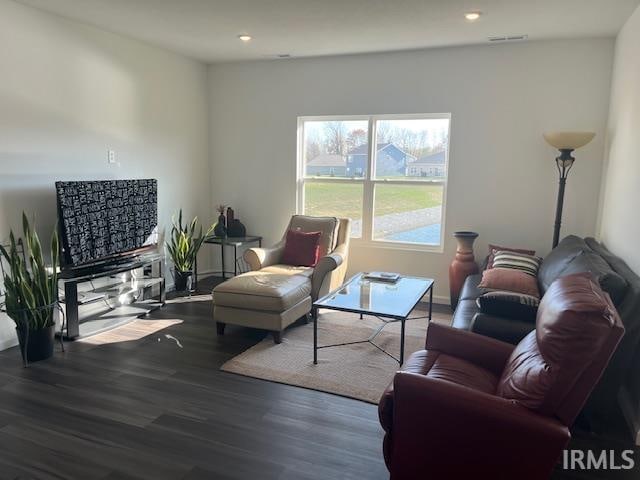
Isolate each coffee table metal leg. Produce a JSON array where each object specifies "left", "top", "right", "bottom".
[
  {"left": 233, "top": 244, "right": 237, "bottom": 277},
  {"left": 313, "top": 307, "right": 318, "bottom": 364},
  {"left": 429, "top": 285, "right": 433, "bottom": 322},
  {"left": 221, "top": 244, "right": 226, "bottom": 280},
  {"left": 400, "top": 318, "right": 406, "bottom": 365}
]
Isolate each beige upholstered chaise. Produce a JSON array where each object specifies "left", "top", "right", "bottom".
[{"left": 212, "top": 215, "right": 351, "bottom": 343}]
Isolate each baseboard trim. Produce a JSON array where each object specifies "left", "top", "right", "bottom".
[
  {"left": 618, "top": 385, "right": 640, "bottom": 446},
  {"left": 0, "top": 336, "right": 18, "bottom": 352}
]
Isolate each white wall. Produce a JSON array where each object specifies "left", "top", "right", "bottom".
[
  {"left": 208, "top": 39, "right": 614, "bottom": 302},
  {"left": 0, "top": 0, "right": 211, "bottom": 350},
  {"left": 598, "top": 5, "right": 640, "bottom": 275}
]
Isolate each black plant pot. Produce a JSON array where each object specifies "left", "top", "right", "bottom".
[
  {"left": 174, "top": 269, "right": 193, "bottom": 292},
  {"left": 16, "top": 324, "right": 55, "bottom": 364}
]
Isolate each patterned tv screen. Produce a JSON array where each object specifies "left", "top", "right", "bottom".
[{"left": 55, "top": 179, "right": 158, "bottom": 268}]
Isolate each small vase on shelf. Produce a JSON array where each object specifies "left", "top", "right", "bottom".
[
  {"left": 214, "top": 214, "right": 226, "bottom": 237},
  {"left": 214, "top": 204, "right": 227, "bottom": 237},
  {"left": 449, "top": 231, "right": 479, "bottom": 310}
]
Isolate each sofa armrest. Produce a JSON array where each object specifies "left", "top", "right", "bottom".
[
  {"left": 389, "top": 372, "right": 570, "bottom": 480},
  {"left": 243, "top": 242, "right": 284, "bottom": 271},
  {"left": 311, "top": 244, "right": 346, "bottom": 300},
  {"left": 425, "top": 322, "right": 515, "bottom": 375}
]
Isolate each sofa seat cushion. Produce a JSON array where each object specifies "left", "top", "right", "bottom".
[
  {"left": 213, "top": 271, "right": 311, "bottom": 312},
  {"left": 471, "top": 313, "right": 536, "bottom": 345}
]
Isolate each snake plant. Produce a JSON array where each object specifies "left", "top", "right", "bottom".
[
  {"left": 166, "top": 210, "right": 214, "bottom": 273},
  {"left": 0, "top": 213, "right": 59, "bottom": 331}
]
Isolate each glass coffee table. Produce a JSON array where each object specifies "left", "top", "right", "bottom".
[{"left": 312, "top": 273, "right": 434, "bottom": 365}]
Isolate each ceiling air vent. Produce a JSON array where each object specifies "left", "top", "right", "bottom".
[{"left": 488, "top": 35, "right": 528, "bottom": 43}]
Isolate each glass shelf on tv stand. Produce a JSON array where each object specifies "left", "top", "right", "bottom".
[{"left": 58, "top": 252, "right": 166, "bottom": 340}]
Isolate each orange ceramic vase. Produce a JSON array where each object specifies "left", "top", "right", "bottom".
[{"left": 449, "top": 231, "right": 479, "bottom": 309}]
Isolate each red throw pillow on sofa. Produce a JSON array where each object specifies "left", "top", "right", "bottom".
[{"left": 282, "top": 229, "right": 322, "bottom": 267}]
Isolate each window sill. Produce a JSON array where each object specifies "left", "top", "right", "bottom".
[{"left": 350, "top": 238, "right": 444, "bottom": 254}]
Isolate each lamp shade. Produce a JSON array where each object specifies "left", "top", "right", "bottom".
[{"left": 543, "top": 131, "right": 595, "bottom": 150}]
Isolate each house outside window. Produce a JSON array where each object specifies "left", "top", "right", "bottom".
[{"left": 297, "top": 114, "right": 451, "bottom": 249}]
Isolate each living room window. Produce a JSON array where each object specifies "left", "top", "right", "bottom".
[{"left": 297, "top": 114, "right": 451, "bottom": 249}]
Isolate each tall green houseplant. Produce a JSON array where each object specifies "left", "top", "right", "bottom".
[
  {"left": 166, "top": 209, "right": 213, "bottom": 291},
  {"left": 0, "top": 213, "right": 59, "bottom": 363}
]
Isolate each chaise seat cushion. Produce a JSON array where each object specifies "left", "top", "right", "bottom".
[
  {"left": 213, "top": 271, "right": 311, "bottom": 312},
  {"left": 260, "top": 264, "right": 314, "bottom": 278}
]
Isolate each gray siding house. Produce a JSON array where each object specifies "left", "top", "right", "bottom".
[
  {"left": 346, "top": 143, "right": 415, "bottom": 177},
  {"left": 306, "top": 153, "right": 347, "bottom": 176},
  {"left": 406, "top": 150, "right": 447, "bottom": 177}
]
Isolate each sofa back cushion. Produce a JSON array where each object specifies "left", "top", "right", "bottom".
[
  {"left": 538, "top": 235, "right": 587, "bottom": 292},
  {"left": 560, "top": 251, "right": 628, "bottom": 306},
  {"left": 497, "top": 273, "right": 621, "bottom": 422},
  {"left": 289, "top": 215, "right": 338, "bottom": 258}
]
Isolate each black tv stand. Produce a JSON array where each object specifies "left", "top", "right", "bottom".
[{"left": 59, "top": 252, "right": 165, "bottom": 339}]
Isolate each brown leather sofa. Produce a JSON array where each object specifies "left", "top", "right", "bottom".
[
  {"left": 452, "top": 235, "right": 640, "bottom": 429},
  {"left": 379, "top": 273, "right": 624, "bottom": 480},
  {"left": 212, "top": 215, "right": 351, "bottom": 343}
]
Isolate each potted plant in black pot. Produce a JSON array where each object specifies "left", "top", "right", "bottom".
[
  {"left": 166, "top": 210, "right": 213, "bottom": 293},
  {"left": 0, "top": 214, "right": 60, "bottom": 366}
]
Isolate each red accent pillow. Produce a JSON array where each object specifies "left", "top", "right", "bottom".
[
  {"left": 282, "top": 229, "right": 322, "bottom": 267},
  {"left": 487, "top": 244, "right": 536, "bottom": 269}
]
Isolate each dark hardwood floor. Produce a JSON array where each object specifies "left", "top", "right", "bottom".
[{"left": 0, "top": 276, "right": 637, "bottom": 479}]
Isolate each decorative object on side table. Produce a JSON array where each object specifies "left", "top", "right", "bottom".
[
  {"left": 213, "top": 204, "right": 227, "bottom": 237},
  {"left": 543, "top": 131, "right": 595, "bottom": 248},
  {"left": 226, "top": 206, "right": 247, "bottom": 238},
  {"left": 449, "top": 231, "right": 479, "bottom": 309},
  {"left": 166, "top": 209, "right": 214, "bottom": 293},
  {"left": 0, "top": 213, "right": 63, "bottom": 366}
]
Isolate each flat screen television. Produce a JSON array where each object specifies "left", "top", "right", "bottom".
[{"left": 55, "top": 179, "right": 158, "bottom": 270}]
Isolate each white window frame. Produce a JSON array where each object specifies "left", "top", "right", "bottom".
[{"left": 296, "top": 113, "right": 451, "bottom": 253}]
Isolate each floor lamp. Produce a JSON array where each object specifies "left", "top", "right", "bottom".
[{"left": 543, "top": 131, "right": 595, "bottom": 248}]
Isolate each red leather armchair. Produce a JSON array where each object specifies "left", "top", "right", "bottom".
[{"left": 379, "top": 273, "right": 625, "bottom": 480}]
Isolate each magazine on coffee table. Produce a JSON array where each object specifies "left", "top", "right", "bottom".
[{"left": 363, "top": 271, "right": 401, "bottom": 283}]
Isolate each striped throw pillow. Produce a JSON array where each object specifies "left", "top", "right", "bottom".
[{"left": 492, "top": 250, "right": 542, "bottom": 277}]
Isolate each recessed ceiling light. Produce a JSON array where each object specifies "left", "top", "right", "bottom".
[
  {"left": 465, "top": 12, "right": 482, "bottom": 21},
  {"left": 238, "top": 34, "right": 252, "bottom": 42}
]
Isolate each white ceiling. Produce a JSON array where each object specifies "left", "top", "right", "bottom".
[{"left": 15, "top": 0, "right": 640, "bottom": 63}]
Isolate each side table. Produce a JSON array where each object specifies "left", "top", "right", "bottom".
[{"left": 196, "top": 235, "right": 262, "bottom": 287}]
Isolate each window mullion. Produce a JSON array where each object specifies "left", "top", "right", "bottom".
[{"left": 361, "top": 117, "right": 376, "bottom": 242}]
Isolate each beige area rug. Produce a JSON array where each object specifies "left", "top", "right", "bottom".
[{"left": 221, "top": 309, "right": 452, "bottom": 404}]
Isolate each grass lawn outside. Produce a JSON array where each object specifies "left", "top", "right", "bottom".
[{"left": 304, "top": 182, "right": 443, "bottom": 220}]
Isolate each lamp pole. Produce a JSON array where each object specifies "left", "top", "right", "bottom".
[{"left": 552, "top": 148, "right": 575, "bottom": 248}]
